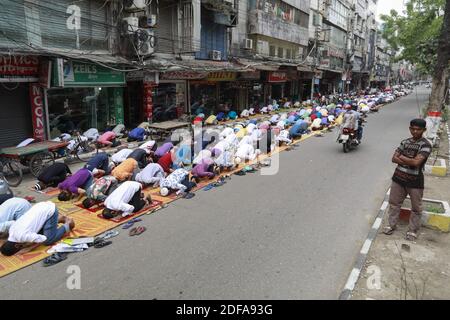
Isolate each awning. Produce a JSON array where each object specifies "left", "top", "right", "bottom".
[
  {"left": 317, "top": 67, "right": 344, "bottom": 74},
  {"left": 162, "top": 59, "right": 248, "bottom": 72},
  {"left": 234, "top": 58, "right": 279, "bottom": 71},
  {"left": 297, "top": 65, "right": 312, "bottom": 72}
]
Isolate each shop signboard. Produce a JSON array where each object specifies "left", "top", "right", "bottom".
[
  {"left": 0, "top": 55, "right": 39, "bottom": 82},
  {"left": 29, "top": 84, "right": 46, "bottom": 141},
  {"left": 268, "top": 72, "right": 287, "bottom": 82},
  {"left": 207, "top": 72, "right": 237, "bottom": 81},
  {"left": 63, "top": 61, "right": 125, "bottom": 86},
  {"left": 160, "top": 71, "right": 207, "bottom": 80},
  {"left": 314, "top": 70, "right": 323, "bottom": 79}
]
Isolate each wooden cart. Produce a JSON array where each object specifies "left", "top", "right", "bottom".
[{"left": 0, "top": 140, "right": 69, "bottom": 178}]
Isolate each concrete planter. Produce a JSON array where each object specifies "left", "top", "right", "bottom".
[
  {"left": 425, "top": 158, "right": 447, "bottom": 177},
  {"left": 399, "top": 198, "right": 450, "bottom": 232}
]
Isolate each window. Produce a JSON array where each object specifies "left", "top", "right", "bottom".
[
  {"left": 269, "top": 45, "right": 276, "bottom": 57},
  {"left": 285, "top": 48, "right": 291, "bottom": 59},
  {"left": 278, "top": 47, "right": 284, "bottom": 58}
]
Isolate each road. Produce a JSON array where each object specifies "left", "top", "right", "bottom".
[{"left": 0, "top": 87, "right": 430, "bottom": 299}]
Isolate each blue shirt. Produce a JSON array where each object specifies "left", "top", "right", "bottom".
[
  {"left": 216, "top": 112, "right": 226, "bottom": 121},
  {"left": 0, "top": 198, "right": 31, "bottom": 233},
  {"left": 85, "top": 153, "right": 109, "bottom": 172},
  {"left": 128, "top": 127, "right": 146, "bottom": 141},
  {"left": 228, "top": 111, "right": 237, "bottom": 120}
]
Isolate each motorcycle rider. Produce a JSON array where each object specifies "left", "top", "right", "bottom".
[{"left": 341, "top": 104, "right": 362, "bottom": 144}]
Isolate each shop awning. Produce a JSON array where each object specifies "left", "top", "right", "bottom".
[
  {"left": 297, "top": 65, "right": 312, "bottom": 72},
  {"left": 162, "top": 59, "right": 248, "bottom": 72},
  {"left": 234, "top": 58, "right": 280, "bottom": 71},
  {"left": 317, "top": 67, "right": 344, "bottom": 74}
]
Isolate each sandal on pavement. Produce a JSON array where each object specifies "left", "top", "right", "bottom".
[
  {"left": 405, "top": 232, "right": 418, "bottom": 241},
  {"left": 94, "top": 239, "right": 112, "bottom": 248},
  {"left": 98, "top": 230, "right": 119, "bottom": 240},
  {"left": 43, "top": 253, "right": 68, "bottom": 267},
  {"left": 122, "top": 218, "right": 142, "bottom": 229},
  {"left": 129, "top": 226, "right": 146, "bottom": 236},
  {"left": 183, "top": 192, "right": 195, "bottom": 199},
  {"left": 382, "top": 226, "right": 396, "bottom": 235}
]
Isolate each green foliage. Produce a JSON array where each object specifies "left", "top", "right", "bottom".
[
  {"left": 426, "top": 205, "right": 445, "bottom": 214},
  {"left": 380, "top": 0, "right": 445, "bottom": 73}
]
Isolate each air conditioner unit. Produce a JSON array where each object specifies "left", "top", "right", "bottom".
[
  {"left": 256, "top": 40, "right": 269, "bottom": 56},
  {"left": 122, "top": 17, "right": 139, "bottom": 34},
  {"left": 134, "top": 29, "right": 156, "bottom": 56},
  {"left": 124, "top": 0, "right": 147, "bottom": 11},
  {"left": 243, "top": 38, "right": 253, "bottom": 50},
  {"left": 209, "top": 50, "right": 222, "bottom": 61},
  {"left": 139, "top": 14, "right": 157, "bottom": 28}
]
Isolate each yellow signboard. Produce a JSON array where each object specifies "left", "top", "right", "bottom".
[{"left": 207, "top": 72, "right": 236, "bottom": 81}]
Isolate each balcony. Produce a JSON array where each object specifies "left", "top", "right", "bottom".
[{"left": 248, "top": 10, "right": 309, "bottom": 46}]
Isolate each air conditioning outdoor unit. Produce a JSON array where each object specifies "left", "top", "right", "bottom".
[
  {"left": 134, "top": 29, "right": 156, "bottom": 56},
  {"left": 209, "top": 50, "right": 222, "bottom": 61},
  {"left": 124, "top": 0, "right": 147, "bottom": 11},
  {"left": 122, "top": 16, "right": 139, "bottom": 34},
  {"left": 243, "top": 38, "right": 253, "bottom": 50}
]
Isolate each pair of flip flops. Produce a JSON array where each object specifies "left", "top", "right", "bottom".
[
  {"left": 122, "top": 218, "right": 143, "bottom": 229},
  {"left": 43, "top": 253, "right": 68, "bottom": 267},
  {"left": 129, "top": 226, "right": 146, "bottom": 236}
]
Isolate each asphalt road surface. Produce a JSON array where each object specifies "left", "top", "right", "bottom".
[{"left": 0, "top": 87, "right": 430, "bottom": 299}]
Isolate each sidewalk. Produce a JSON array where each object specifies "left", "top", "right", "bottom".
[{"left": 350, "top": 119, "right": 450, "bottom": 300}]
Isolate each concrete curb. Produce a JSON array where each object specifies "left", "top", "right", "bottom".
[
  {"left": 425, "top": 158, "right": 447, "bottom": 177},
  {"left": 385, "top": 189, "right": 450, "bottom": 232},
  {"left": 339, "top": 188, "right": 391, "bottom": 300},
  {"left": 446, "top": 122, "right": 450, "bottom": 167}
]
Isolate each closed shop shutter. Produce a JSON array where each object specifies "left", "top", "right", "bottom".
[
  {"left": 155, "top": 4, "right": 175, "bottom": 54},
  {"left": 0, "top": 83, "right": 32, "bottom": 148}
]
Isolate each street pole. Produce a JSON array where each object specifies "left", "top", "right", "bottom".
[{"left": 311, "top": 26, "right": 320, "bottom": 100}]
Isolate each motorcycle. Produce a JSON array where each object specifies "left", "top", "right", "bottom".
[
  {"left": 337, "top": 118, "right": 365, "bottom": 153},
  {"left": 337, "top": 127, "right": 359, "bottom": 153}
]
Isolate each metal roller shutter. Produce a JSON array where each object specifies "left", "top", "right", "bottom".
[{"left": 0, "top": 83, "right": 32, "bottom": 148}]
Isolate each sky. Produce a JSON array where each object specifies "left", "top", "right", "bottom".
[{"left": 376, "top": 0, "right": 406, "bottom": 21}]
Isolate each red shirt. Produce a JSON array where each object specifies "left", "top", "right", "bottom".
[
  {"left": 158, "top": 152, "right": 173, "bottom": 173},
  {"left": 193, "top": 117, "right": 203, "bottom": 124},
  {"left": 311, "top": 113, "right": 317, "bottom": 121}
]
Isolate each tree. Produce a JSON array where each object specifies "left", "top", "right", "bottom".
[
  {"left": 428, "top": 0, "right": 450, "bottom": 112},
  {"left": 380, "top": 0, "right": 449, "bottom": 112}
]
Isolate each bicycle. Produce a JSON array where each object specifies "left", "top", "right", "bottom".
[
  {"left": 0, "top": 157, "right": 23, "bottom": 187},
  {"left": 64, "top": 131, "right": 97, "bottom": 163}
]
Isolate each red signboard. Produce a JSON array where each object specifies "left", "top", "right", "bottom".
[
  {"left": 268, "top": 72, "right": 287, "bottom": 83},
  {"left": 29, "top": 84, "right": 45, "bottom": 141},
  {"left": 0, "top": 55, "right": 39, "bottom": 76},
  {"left": 143, "top": 82, "right": 156, "bottom": 121}
]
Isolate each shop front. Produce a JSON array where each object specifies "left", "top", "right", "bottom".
[
  {"left": 238, "top": 71, "right": 263, "bottom": 109},
  {"left": 189, "top": 71, "right": 238, "bottom": 116},
  {"left": 46, "top": 60, "right": 125, "bottom": 139},
  {"left": 0, "top": 54, "right": 42, "bottom": 147},
  {"left": 267, "top": 71, "right": 287, "bottom": 102}
]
